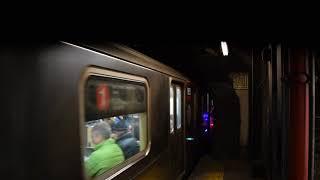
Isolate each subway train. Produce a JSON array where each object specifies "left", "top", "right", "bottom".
[
  {"left": 1, "top": 41, "right": 209, "bottom": 180},
  {"left": 2, "top": 42, "right": 319, "bottom": 180}
]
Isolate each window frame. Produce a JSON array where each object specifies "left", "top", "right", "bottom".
[
  {"left": 79, "top": 66, "right": 151, "bottom": 180},
  {"left": 169, "top": 77, "right": 185, "bottom": 133}
]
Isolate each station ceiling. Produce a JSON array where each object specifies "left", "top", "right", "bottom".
[{"left": 124, "top": 41, "right": 253, "bottom": 83}]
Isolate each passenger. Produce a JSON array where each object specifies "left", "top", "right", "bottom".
[
  {"left": 112, "top": 116, "right": 140, "bottom": 159},
  {"left": 85, "top": 121, "right": 124, "bottom": 177}
]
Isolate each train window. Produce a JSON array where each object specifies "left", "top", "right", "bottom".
[
  {"left": 176, "top": 86, "right": 182, "bottom": 129},
  {"left": 170, "top": 85, "right": 175, "bottom": 133},
  {"left": 81, "top": 68, "right": 149, "bottom": 179}
]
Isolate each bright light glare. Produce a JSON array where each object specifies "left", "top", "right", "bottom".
[
  {"left": 186, "top": 137, "right": 194, "bottom": 141},
  {"left": 221, "top": 41, "right": 228, "bottom": 56}
]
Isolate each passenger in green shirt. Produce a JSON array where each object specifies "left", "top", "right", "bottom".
[{"left": 85, "top": 121, "right": 125, "bottom": 177}]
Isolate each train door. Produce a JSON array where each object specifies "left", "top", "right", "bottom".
[
  {"left": 169, "top": 81, "right": 185, "bottom": 178},
  {"left": 185, "top": 85, "right": 195, "bottom": 174}
]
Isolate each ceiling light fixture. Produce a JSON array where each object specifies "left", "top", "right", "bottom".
[{"left": 221, "top": 41, "right": 228, "bottom": 56}]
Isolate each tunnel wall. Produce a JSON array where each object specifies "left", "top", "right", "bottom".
[
  {"left": 235, "top": 89, "right": 249, "bottom": 147},
  {"left": 230, "top": 72, "right": 249, "bottom": 147},
  {"left": 210, "top": 81, "right": 241, "bottom": 160}
]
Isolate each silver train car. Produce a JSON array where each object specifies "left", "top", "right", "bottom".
[{"left": 2, "top": 42, "right": 202, "bottom": 180}]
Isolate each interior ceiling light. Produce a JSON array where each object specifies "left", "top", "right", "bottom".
[{"left": 221, "top": 41, "right": 228, "bottom": 56}]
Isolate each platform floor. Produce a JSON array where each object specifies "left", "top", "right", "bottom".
[{"left": 188, "top": 155, "right": 264, "bottom": 180}]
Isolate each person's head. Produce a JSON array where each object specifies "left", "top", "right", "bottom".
[
  {"left": 111, "top": 116, "right": 129, "bottom": 138},
  {"left": 91, "top": 121, "right": 111, "bottom": 145}
]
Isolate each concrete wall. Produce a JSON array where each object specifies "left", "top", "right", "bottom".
[
  {"left": 230, "top": 72, "right": 249, "bottom": 147},
  {"left": 235, "top": 89, "right": 249, "bottom": 147}
]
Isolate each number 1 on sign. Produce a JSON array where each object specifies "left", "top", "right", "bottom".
[{"left": 96, "top": 84, "right": 110, "bottom": 111}]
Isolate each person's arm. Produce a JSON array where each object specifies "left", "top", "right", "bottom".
[{"left": 85, "top": 153, "right": 99, "bottom": 177}]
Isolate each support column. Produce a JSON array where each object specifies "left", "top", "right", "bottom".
[{"left": 288, "top": 48, "right": 309, "bottom": 180}]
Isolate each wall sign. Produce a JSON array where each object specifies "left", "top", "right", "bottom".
[
  {"left": 85, "top": 75, "right": 146, "bottom": 120},
  {"left": 230, "top": 72, "right": 248, "bottom": 90}
]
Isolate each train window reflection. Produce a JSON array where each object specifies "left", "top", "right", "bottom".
[
  {"left": 83, "top": 74, "right": 147, "bottom": 178},
  {"left": 176, "top": 86, "right": 182, "bottom": 129},
  {"left": 170, "top": 86, "right": 175, "bottom": 134}
]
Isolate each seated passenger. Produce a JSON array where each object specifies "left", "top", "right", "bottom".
[
  {"left": 112, "top": 116, "right": 140, "bottom": 159},
  {"left": 85, "top": 122, "right": 124, "bottom": 177}
]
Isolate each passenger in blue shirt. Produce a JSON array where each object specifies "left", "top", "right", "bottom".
[{"left": 112, "top": 116, "right": 140, "bottom": 159}]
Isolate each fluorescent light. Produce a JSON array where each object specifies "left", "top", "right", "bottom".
[
  {"left": 186, "top": 137, "right": 194, "bottom": 141},
  {"left": 221, "top": 41, "right": 228, "bottom": 56}
]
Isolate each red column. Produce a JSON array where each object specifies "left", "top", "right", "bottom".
[{"left": 288, "top": 48, "right": 309, "bottom": 180}]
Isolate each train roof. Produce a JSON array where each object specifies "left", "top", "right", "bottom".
[{"left": 70, "top": 42, "right": 191, "bottom": 83}]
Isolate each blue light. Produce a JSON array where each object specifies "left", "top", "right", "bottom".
[
  {"left": 186, "top": 137, "right": 194, "bottom": 141},
  {"left": 204, "top": 129, "right": 208, "bottom": 133},
  {"left": 202, "top": 112, "right": 209, "bottom": 121}
]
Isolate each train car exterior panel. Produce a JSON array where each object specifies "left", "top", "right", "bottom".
[{"left": 1, "top": 42, "right": 197, "bottom": 180}]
